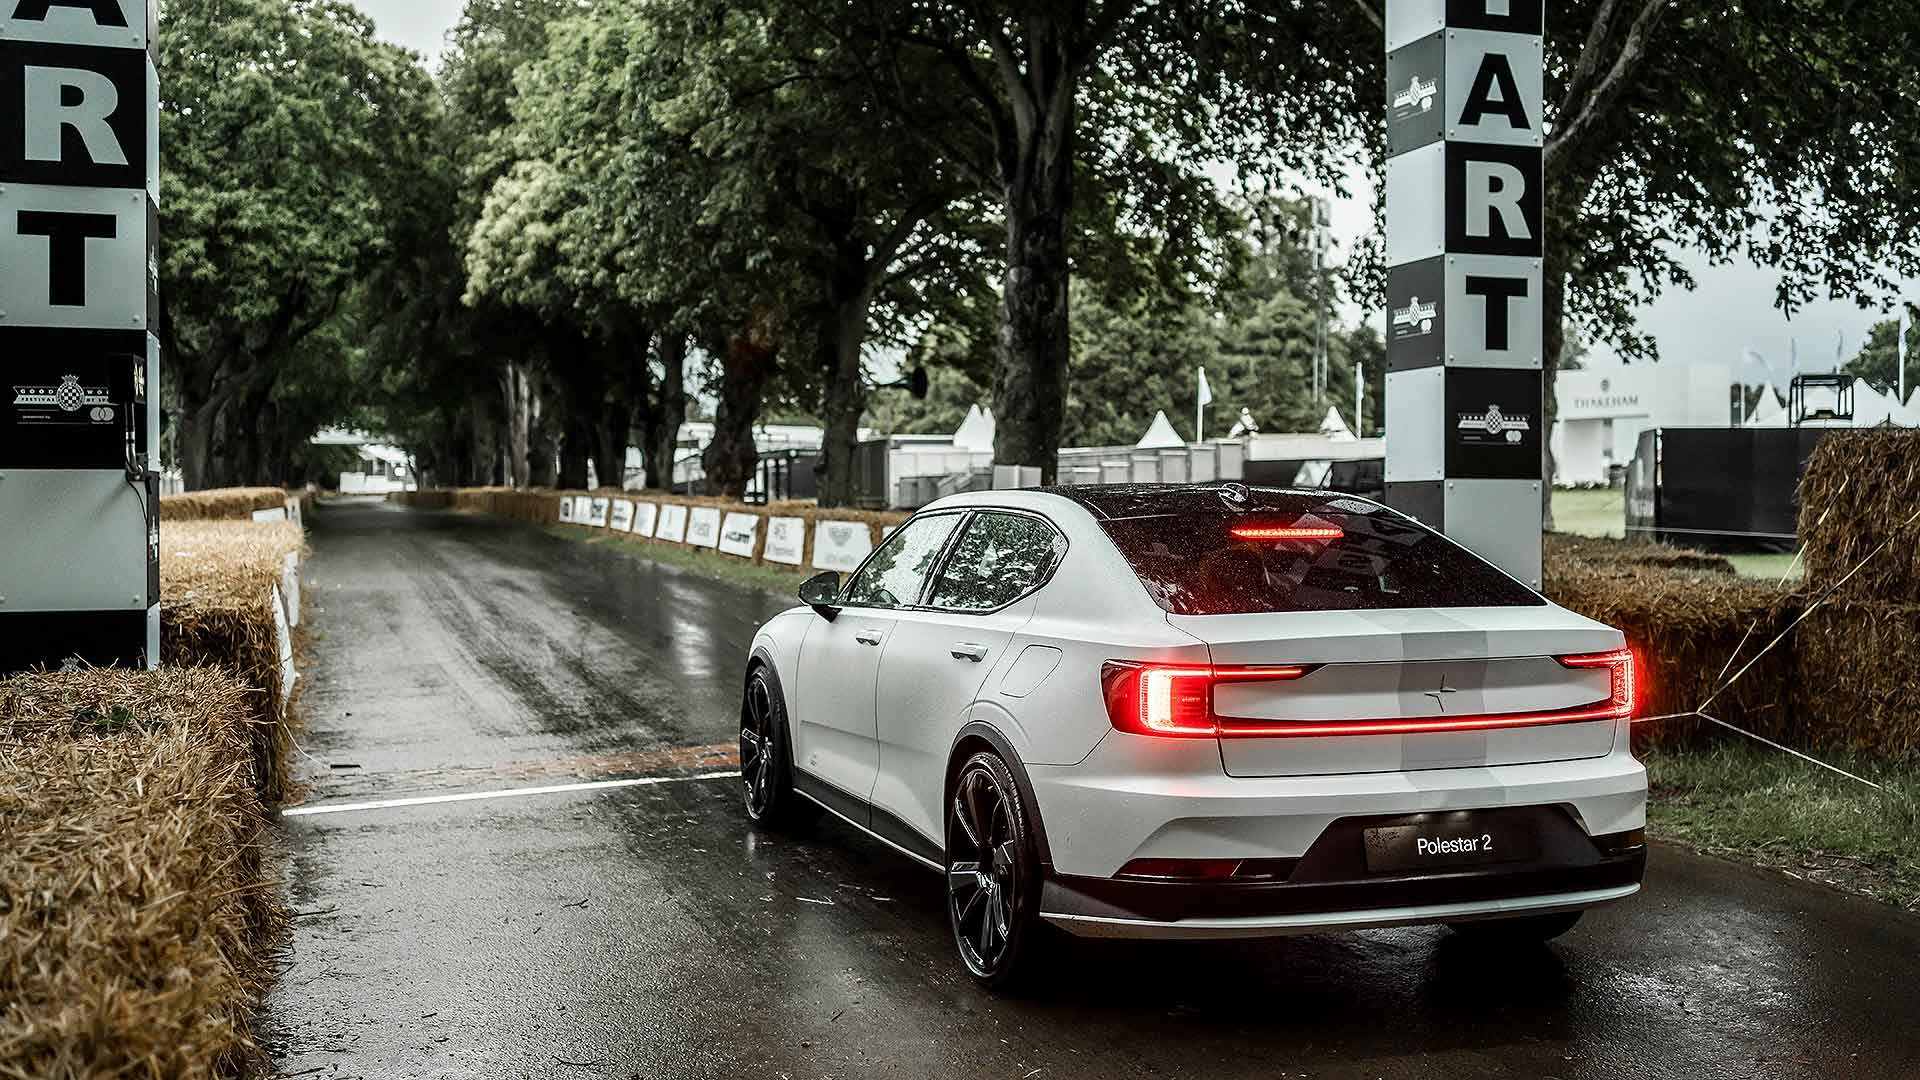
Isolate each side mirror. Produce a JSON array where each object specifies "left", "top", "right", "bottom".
[{"left": 799, "top": 571, "right": 842, "bottom": 620}]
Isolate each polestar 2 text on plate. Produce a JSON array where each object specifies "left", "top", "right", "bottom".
[{"left": 739, "top": 485, "right": 1646, "bottom": 988}]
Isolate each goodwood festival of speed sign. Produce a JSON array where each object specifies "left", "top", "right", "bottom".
[
  {"left": 0, "top": 0, "right": 161, "bottom": 671},
  {"left": 1383, "top": 0, "right": 1545, "bottom": 588}
]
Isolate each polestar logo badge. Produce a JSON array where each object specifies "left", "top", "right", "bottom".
[{"left": 1424, "top": 675, "right": 1458, "bottom": 712}]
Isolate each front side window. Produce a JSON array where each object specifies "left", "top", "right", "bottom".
[
  {"left": 929, "top": 512, "right": 1064, "bottom": 612},
  {"left": 843, "top": 513, "right": 961, "bottom": 608}
]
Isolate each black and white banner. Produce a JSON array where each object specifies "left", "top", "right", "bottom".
[{"left": 1383, "top": 0, "right": 1544, "bottom": 588}]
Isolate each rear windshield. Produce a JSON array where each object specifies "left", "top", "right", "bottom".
[{"left": 1088, "top": 493, "right": 1543, "bottom": 615}]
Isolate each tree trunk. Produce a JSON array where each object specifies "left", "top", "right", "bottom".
[
  {"left": 816, "top": 246, "right": 875, "bottom": 508},
  {"left": 1542, "top": 244, "right": 1567, "bottom": 532},
  {"left": 501, "top": 359, "right": 534, "bottom": 487},
  {"left": 643, "top": 330, "right": 689, "bottom": 491},
  {"left": 528, "top": 380, "right": 558, "bottom": 488},
  {"left": 178, "top": 395, "right": 221, "bottom": 490},
  {"left": 703, "top": 321, "right": 778, "bottom": 499},
  {"left": 992, "top": 61, "right": 1076, "bottom": 484},
  {"left": 591, "top": 324, "right": 648, "bottom": 491}
]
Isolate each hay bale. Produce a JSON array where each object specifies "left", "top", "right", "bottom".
[
  {"left": 1545, "top": 532, "right": 1736, "bottom": 576},
  {"left": 1795, "top": 600, "right": 1920, "bottom": 758},
  {"left": 1545, "top": 561, "right": 1803, "bottom": 751},
  {"left": 159, "top": 486, "right": 290, "bottom": 522},
  {"left": 1798, "top": 429, "right": 1920, "bottom": 601},
  {"left": 160, "top": 520, "right": 306, "bottom": 801},
  {"left": 0, "top": 668, "right": 283, "bottom": 1080}
]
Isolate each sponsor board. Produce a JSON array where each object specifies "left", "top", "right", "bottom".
[
  {"left": 655, "top": 503, "right": 688, "bottom": 543},
  {"left": 685, "top": 506, "right": 722, "bottom": 548},
  {"left": 587, "top": 496, "right": 609, "bottom": 527},
  {"left": 718, "top": 511, "right": 759, "bottom": 558},
  {"left": 763, "top": 516, "right": 805, "bottom": 565},
  {"left": 558, "top": 496, "right": 574, "bottom": 523},
  {"left": 609, "top": 498, "right": 634, "bottom": 532},
  {"left": 631, "top": 501, "right": 658, "bottom": 538},
  {"left": 250, "top": 506, "right": 288, "bottom": 523},
  {"left": 811, "top": 519, "right": 874, "bottom": 572},
  {"left": 571, "top": 495, "right": 593, "bottom": 524}
]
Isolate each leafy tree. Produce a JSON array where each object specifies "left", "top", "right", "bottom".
[
  {"left": 158, "top": 0, "right": 435, "bottom": 487},
  {"left": 819, "top": 0, "right": 1372, "bottom": 480},
  {"left": 1845, "top": 311, "right": 1920, "bottom": 400}
]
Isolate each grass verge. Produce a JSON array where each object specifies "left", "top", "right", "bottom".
[
  {"left": 561, "top": 527, "right": 812, "bottom": 597},
  {"left": 1646, "top": 743, "right": 1920, "bottom": 910}
]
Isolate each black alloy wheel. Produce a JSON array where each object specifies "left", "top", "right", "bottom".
[
  {"left": 946, "top": 751, "right": 1045, "bottom": 989},
  {"left": 739, "top": 666, "right": 816, "bottom": 830}
]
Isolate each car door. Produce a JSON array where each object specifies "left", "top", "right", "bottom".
[
  {"left": 792, "top": 512, "right": 964, "bottom": 814},
  {"left": 871, "top": 510, "right": 1066, "bottom": 851}
]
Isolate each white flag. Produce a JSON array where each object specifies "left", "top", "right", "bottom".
[{"left": 1197, "top": 366, "right": 1213, "bottom": 407}]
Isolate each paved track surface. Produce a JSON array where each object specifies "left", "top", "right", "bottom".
[{"left": 265, "top": 498, "right": 1920, "bottom": 1079}]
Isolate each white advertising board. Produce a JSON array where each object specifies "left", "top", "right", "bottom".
[
  {"left": 763, "top": 516, "right": 805, "bottom": 566},
  {"left": 250, "top": 506, "right": 288, "bottom": 523},
  {"left": 609, "top": 498, "right": 634, "bottom": 532},
  {"left": 686, "top": 506, "right": 722, "bottom": 548},
  {"left": 587, "top": 496, "right": 609, "bottom": 527},
  {"left": 632, "top": 501, "right": 659, "bottom": 538},
  {"left": 718, "top": 512, "right": 759, "bottom": 558},
  {"left": 811, "top": 519, "right": 874, "bottom": 572},
  {"left": 655, "top": 503, "right": 688, "bottom": 543},
  {"left": 571, "top": 495, "right": 593, "bottom": 524},
  {"left": 557, "top": 496, "right": 574, "bottom": 522}
]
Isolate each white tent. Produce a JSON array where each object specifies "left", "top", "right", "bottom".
[
  {"left": 1319, "top": 406, "right": 1357, "bottom": 442},
  {"left": 1745, "top": 387, "right": 1788, "bottom": 427},
  {"left": 1849, "top": 378, "right": 1920, "bottom": 427},
  {"left": 1135, "top": 410, "right": 1186, "bottom": 449},
  {"left": 951, "top": 403, "right": 996, "bottom": 451}
]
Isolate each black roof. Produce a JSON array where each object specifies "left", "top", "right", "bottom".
[{"left": 1042, "top": 483, "right": 1379, "bottom": 521}]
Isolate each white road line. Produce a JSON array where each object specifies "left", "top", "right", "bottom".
[{"left": 281, "top": 770, "right": 742, "bottom": 818}]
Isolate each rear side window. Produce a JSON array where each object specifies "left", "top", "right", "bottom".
[
  {"left": 844, "top": 513, "right": 961, "bottom": 608},
  {"left": 1094, "top": 499, "right": 1542, "bottom": 615},
  {"left": 929, "top": 512, "right": 1064, "bottom": 612}
]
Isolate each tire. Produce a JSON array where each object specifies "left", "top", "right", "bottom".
[
  {"left": 739, "top": 664, "right": 819, "bottom": 832},
  {"left": 945, "top": 750, "right": 1049, "bottom": 991},
  {"left": 1447, "top": 909, "right": 1583, "bottom": 943}
]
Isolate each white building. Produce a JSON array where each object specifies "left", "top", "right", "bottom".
[{"left": 1551, "top": 365, "right": 1732, "bottom": 486}]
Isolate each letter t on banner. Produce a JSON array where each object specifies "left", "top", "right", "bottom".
[{"left": 1383, "top": 0, "right": 1544, "bottom": 588}]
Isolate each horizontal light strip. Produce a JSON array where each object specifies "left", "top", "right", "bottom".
[
  {"left": 282, "top": 770, "right": 741, "bottom": 817},
  {"left": 1214, "top": 703, "right": 1624, "bottom": 738}
]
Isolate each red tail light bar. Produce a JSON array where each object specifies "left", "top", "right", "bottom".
[{"left": 1101, "top": 648, "right": 1636, "bottom": 739}]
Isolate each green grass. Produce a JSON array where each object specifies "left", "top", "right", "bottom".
[
  {"left": 553, "top": 526, "right": 812, "bottom": 596},
  {"left": 1552, "top": 487, "right": 1627, "bottom": 539},
  {"left": 1726, "top": 552, "right": 1806, "bottom": 581},
  {"left": 1646, "top": 743, "right": 1920, "bottom": 910},
  {"left": 1553, "top": 487, "right": 1805, "bottom": 580}
]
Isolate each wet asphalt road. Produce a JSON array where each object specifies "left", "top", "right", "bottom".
[{"left": 266, "top": 498, "right": 1920, "bottom": 1080}]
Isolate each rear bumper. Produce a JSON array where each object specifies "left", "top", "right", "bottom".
[
  {"left": 1026, "top": 724, "right": 1647, "bottom": 879},
  {"left": 1039, "top": 811, "right": 1645, "bottom": 938},
  {"left": 1043, "top": 881, "right": 1641, "bottom": 939}
]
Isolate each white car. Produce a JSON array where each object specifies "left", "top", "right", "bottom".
[{"left": 740, "top": 484, "right": 1645, "bottom": 988}]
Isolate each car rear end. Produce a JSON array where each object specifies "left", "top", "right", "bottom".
[{"left": 1027, "top": 486, "right": 1647, "bottom": 939}]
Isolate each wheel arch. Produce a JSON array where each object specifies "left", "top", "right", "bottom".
[{"left": 946, "top": 721, "right": 1055, "bottom": 869}]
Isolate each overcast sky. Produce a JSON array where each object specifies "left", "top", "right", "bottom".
[{"left": 350, "top": 0, "right": 1914, "bottom": 395}]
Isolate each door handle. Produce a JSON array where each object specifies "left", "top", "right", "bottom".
[
  {"left": 855, "top": 629, "right": 884, "bottom": 646},
  {"left": 950, "top": 642, "right": 989, "bottom": 662}
]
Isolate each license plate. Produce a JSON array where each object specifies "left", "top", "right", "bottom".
[{"left": 1363, "top": 817, "right": 1539, "bottom": 873}]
